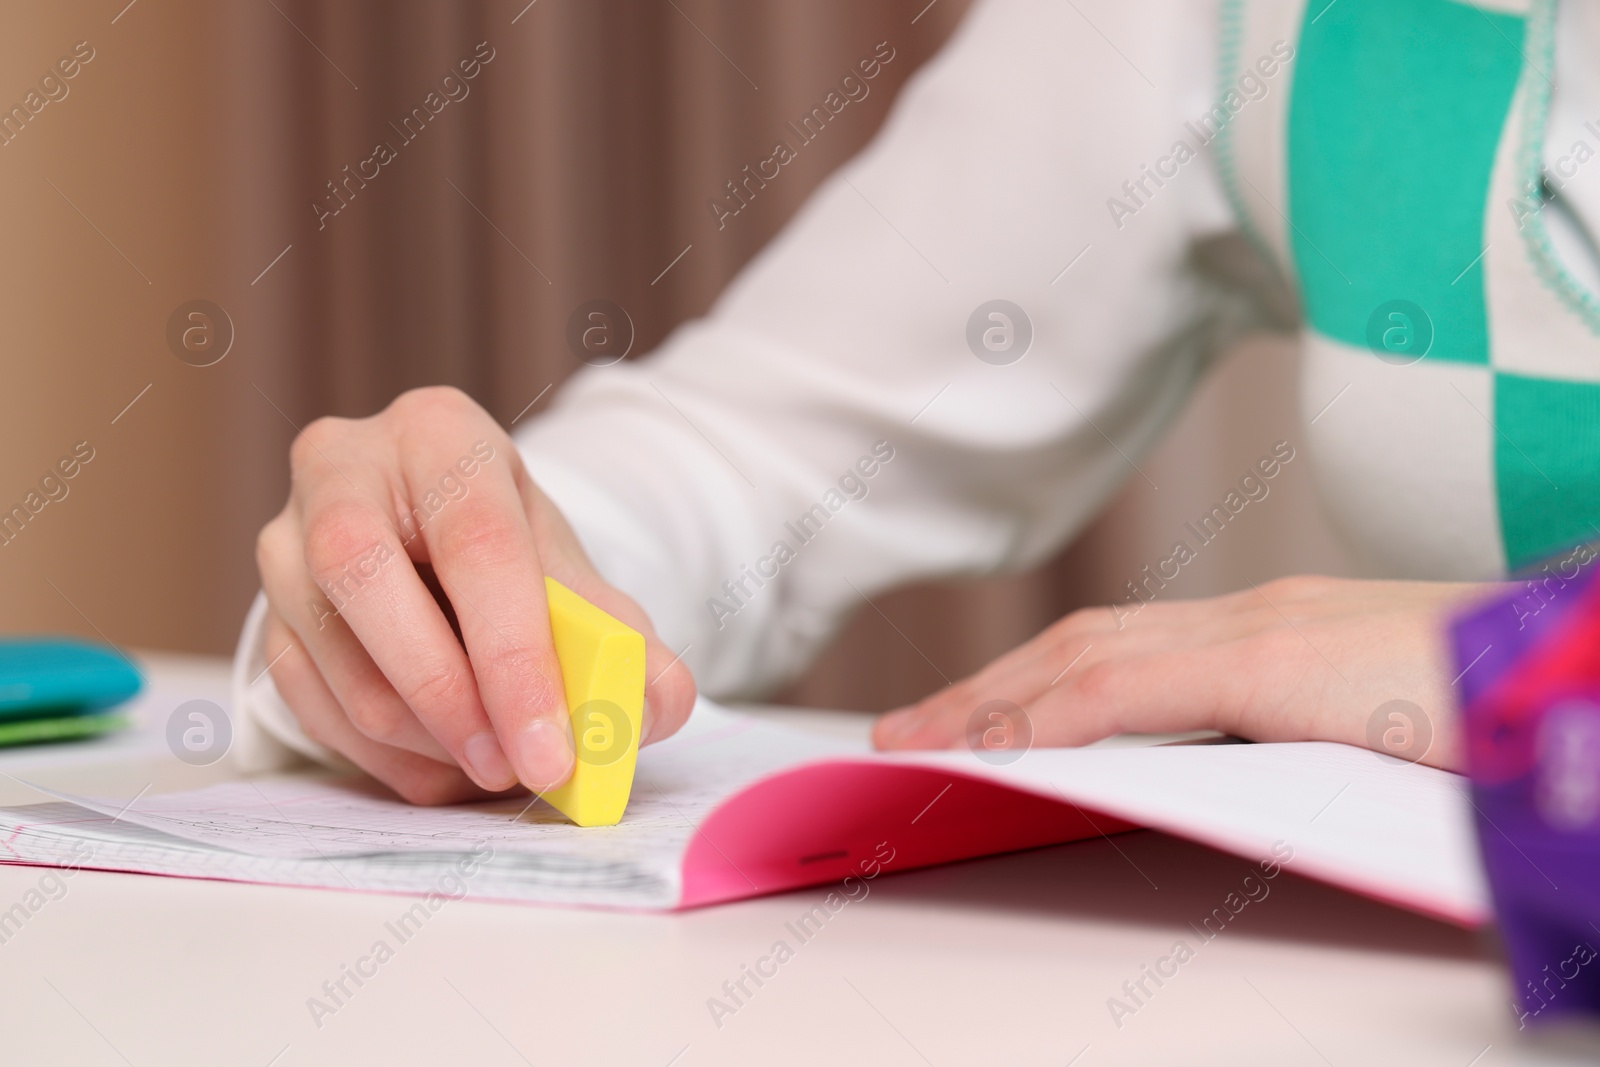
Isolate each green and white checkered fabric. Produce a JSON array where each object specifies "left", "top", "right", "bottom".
[{"left": 1221, "top": 0, "right": 1600, "bottom": 578}]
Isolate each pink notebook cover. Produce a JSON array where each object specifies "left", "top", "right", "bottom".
[
  {"left": 680, "top": 760, "right": 1126, "bottom": 908},
  {"left": 676, "top": 743, "right": 1488, "bottom": 926}
]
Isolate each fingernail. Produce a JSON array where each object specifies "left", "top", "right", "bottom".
[
  {"left": 462, "top": 731, "right": 516, "bottom": 790},
  {"left": 639, "top": 694, "right": 657, "bottom": 746},
  {"left": 517, "top": 716, "right": 575, "bottom": 791}
]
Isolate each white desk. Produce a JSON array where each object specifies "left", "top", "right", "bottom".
[{"left": 0, "top": 654, "right": 1595, "bottom": 1066}]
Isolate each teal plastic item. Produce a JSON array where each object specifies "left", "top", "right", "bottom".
[{"left": 0, "top": 638, "right": 143, "bottom": 721}]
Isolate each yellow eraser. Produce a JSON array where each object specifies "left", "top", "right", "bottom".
[{"left": 537, "top": 577, "right": 646, "bottom": 827}]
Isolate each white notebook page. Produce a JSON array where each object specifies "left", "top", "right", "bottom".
[{"left": 0, "top": 701, "right": 1488, "bottom": 920}]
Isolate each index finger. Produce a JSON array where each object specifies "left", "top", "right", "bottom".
[{"left": 400, "top": 432, "right": 576, "bottom": 793}]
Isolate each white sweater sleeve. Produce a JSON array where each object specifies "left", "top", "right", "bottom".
[
  {"left": 517, "top": 0, "right": 1237, "bottom": 700},
  {"left": 233, "top": 0, "right": 1240, "bottom": 761}
]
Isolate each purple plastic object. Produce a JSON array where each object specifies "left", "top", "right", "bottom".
[{"left": 1450, "top": 556, "right": 1600, "bottom": 1030}]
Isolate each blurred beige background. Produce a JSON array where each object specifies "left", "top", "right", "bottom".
[{"left": 0, "top": 0, "right": 1356, "bottom": 712}]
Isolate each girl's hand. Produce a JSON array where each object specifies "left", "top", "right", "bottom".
[
  {"left": 871, "top": 576, "right": 1490, "bottom": 770},
  {"left": 255, "top": 387, "right": 697, "bottom": 805}
]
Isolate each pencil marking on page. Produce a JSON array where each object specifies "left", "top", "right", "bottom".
[
  {"left": 649, "top": 781, "right": 759, "bottom": 890},
  {"left": 248, "top": 781, "right": 358, "bottom": 889},
  {"left": 111, "top": 784, "right": 151, "bottom": 823},
  {"left": 509, "top": 793, "right": 547, "bottom": 824}
]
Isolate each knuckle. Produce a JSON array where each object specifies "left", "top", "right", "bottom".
[
  {"left": 1253, "top": 628, "right": 1307, "bottom": 669},
  {"left": 255, "top": 513, "right": 294, "bottom": 579},
  {"left": 404, "top": 663, "right": 477, "bottom": 716},
  {"left": 345, "top": 699, "right": 410, "bottom": 746},
  {"left": 390, "top": 385, "right": 478, "bottom": 423},
  {"left": 302, "top": 507, "right": 390, "bottom": 584},
  {"left": 433, "top": 503, "right": 527, "bottom": 564},
  {"left": 473, "top": 644, "right": 565, "bottom": 724},
  {"left": 1262, "top": 574, "right": 1330, "bottom": 603},
  {"left": 1052, "top": 607, "right": 1101, "bottom": 640},
  {"left": 289, "top": 416, "right": 351, "bottom": 471},
  {"left": 473, "top": 643, "right": 540, "bottom": 688},
  {"left": 1073, "top": 660, "right": 1122, "bottom": 705},
  {"left": 933, "top": 680, "right": 980, "bottom": 717}
]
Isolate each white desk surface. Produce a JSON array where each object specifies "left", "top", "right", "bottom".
[{"left": 0, "top": 653, "right": 1596, "bottom": 1067}]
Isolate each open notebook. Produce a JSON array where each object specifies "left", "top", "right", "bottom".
[{"left": 0, "top": 701, "right": 1489, "bottom": 925}]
